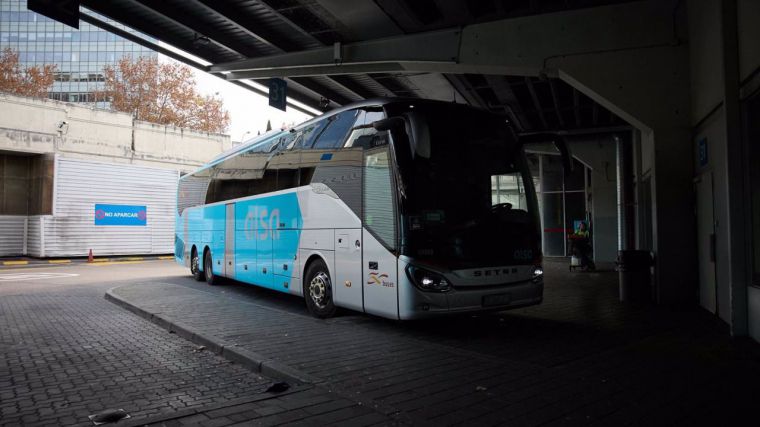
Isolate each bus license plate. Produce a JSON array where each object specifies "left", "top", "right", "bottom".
[{"left": 483, "top": 293, "right": 511, "bottom": 307}]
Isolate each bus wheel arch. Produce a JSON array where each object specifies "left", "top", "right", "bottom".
[{"left": 303, "top": 255, "right": 337, "bottom": 318}]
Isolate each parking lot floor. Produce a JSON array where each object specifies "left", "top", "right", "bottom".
[
  {"left": 103, "top": 259, "right": 760, "bottom": 426},
  {"left": 0, "top": 261, "right": 392, "bottom": 426}
]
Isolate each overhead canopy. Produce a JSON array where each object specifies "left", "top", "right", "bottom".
[{"left": 78, "top": 0, "right": 633, "bottom": 132}]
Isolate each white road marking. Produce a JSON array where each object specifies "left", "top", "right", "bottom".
[{"left": 0, "top": 272, "right": 80, "bottom": 282}]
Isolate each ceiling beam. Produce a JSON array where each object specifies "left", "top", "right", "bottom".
[
  {"left": 572, "top": 88, "right": 582, "bottom": 127},
  {"left": 191, "top": 0, "right": 296, "bottom": 52},
  {"left": 326, "top": 75, "right": 377, "bottom": 99},
  {"left": 209, "top": 0, "right": 676, "bottom": 78},
  {"left": 226, "top": 63, "right": 406, "bottom": 80},
  {"left": 484, "top": 75, "right": 532, "bottom": 132},
  {"left": 189, "top": 0, "right": 369, "bottom": 105},
  {"left": 211, "top": 28, "right": 461, "bottom": 74},
  {"left": 127, "top": 0, "right": 246, "bottom": 58},
  {"left": 79, "top": 11, "right": 317, "bottom": 116},
  {"left": 548, "top": 79, "right": 566, "bottom": 128},
  {"left": 525, "top": 78, "right": 549, "bottom": 129}
]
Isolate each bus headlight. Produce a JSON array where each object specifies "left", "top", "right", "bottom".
[
  {"left": 532, "top": 266, "right": 544, "bottom": 282},
  {"left": 406, "top": 265, "right": 452, "bottom": 292}
]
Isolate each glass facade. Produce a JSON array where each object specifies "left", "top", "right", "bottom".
[
  {"left": 533, "top": 154, "right": 590, "bottom": 257},
  {"left": 0, "top": 0, "right": 157, "bottom": 103}
]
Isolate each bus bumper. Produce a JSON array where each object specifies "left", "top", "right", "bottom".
[{"left": 398, "top": 279, "right": 544, "bottom": 320}]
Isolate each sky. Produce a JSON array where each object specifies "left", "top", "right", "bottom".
[{"left": 156, "top": 43, "right": 313, "bottom": 143}]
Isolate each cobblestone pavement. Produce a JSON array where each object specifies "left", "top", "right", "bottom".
[
  {"left": 109, "top": 260, "right": 760, "bottom": 426},
  {"left": 0, "top": 262, "right": 393, "bottom": 426}
]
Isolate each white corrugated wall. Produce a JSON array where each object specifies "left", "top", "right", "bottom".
[
  {"left": 26, "top": 216, "right": 44, "bottom": 257},
  {"left": 46, "top": 158, "right": 178, "bottom": 257},
  {"left": 0, "top": 216, "right": 27, "bottom": 256}
]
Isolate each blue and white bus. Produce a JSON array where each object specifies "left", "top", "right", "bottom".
[{"left": 175, "top": 98, "right": 544, "bottom": 319}]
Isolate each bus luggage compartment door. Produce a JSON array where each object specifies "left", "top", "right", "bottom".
[
  {"left": 334, "top": 229, "right": 363, "bottom": 312},
  {"left": 362, "top": 229, "right": 398, "bottom": 319}
]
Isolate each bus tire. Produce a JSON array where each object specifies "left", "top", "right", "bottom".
[
  {"left": 191, "top": 248, "right": 204, "bottom": 281},
  {"left": 304, "top": 259, "right": 336, "bottom": 318},
  {"left": 204, "top": 249, "right": 220, "bottom": 286}
]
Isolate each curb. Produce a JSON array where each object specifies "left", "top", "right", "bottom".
[{"left": 104, "top": 287, "right": 319, "bottom": 386}]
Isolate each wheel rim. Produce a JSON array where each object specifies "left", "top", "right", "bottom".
[
  {"left": 191, "top": 253, "right": 199, "bottom": 274},
  {"left": 309, "top": 272, "right": 331, "bottom": 309}
]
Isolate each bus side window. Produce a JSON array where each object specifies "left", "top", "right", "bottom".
[
  {"left": 344, "top": 108, "right": 386, "bottom": 149},
  {"left": 311, "top": 110, "right": 359, "bottom": 149},
  {"left": 297, "top": 121, "right": 328, "bottom": 150}
]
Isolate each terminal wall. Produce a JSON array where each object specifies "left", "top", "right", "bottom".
[
  {"left": 0, "top": 93, "right": 232, "bottom": 257},
  {"left": 687, "top": 0, "right": 760, "bottom": 338},
  {"left": 0, "top": 93, "right": 232, "bottom": 173}
]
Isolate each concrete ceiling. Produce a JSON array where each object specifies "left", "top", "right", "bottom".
[{"left": 78, "top": 0, "right": 632, "bottom": 131}]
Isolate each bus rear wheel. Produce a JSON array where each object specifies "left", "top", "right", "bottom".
[
  {"left": 191, "top": 248, "right": 203, "bottom": 281},
  {"left": 304, "top": 260, "right": 336, "bottom": 318},
  {"left": 204, "top": 250, "right": 220, "bottom": 286}
]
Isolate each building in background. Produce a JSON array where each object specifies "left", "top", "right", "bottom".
[
  {"left": 0, "top": 0, "right": 157, "bottom": 103},
  {"left": 0, "top": 92, "right": 231, "bottom": 258}
]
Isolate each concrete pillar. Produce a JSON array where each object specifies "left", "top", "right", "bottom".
[{"left": 551, "top": 43, "right": 695, "bottom": 304}]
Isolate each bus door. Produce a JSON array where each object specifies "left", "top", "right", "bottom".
[
  {"left": 361, "top": 145, "right": 399, "bottom": 319},
  {"left": 224, "top": 203, "right": 235, "bottom": 278}
]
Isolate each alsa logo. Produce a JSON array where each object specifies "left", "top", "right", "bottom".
[
  {"left": 473, "top": 268, "right": 518, "bottom": 277},
  {"left": 244, "top": 206, "right": 281, "bottom": 240},
  {"left": 367, "top": 272, "right": 394, "bottom": 288}
]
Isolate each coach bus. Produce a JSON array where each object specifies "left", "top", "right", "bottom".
[{"left": 175, "top": 98, "right": 545, "bottom": 319}]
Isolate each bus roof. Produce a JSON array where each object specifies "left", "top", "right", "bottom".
[{"left": 182, "top": 97, "right": 491, "bottom": 180}]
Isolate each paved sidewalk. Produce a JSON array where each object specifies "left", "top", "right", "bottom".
[
  {"left": 0, "top": 270, "right": 393, "bottom": 426},
  {"left": 106, "top": 262, "right": 760, "bottom": 426}
]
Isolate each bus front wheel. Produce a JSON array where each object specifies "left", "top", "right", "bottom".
[
  {"left": 304, "top": 260, "right": 336, "bottom": 318},
  {"left": 191, "top": 248, "right": 204, "bottom": 281},
  {"left": 204, "top": 250, "right": 220, "bottom": 286}
]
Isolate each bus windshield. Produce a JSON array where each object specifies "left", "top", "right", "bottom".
[{"left": 390, "top": 103, "right": 540, "bottom": 269}]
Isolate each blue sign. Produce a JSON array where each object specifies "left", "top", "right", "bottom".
[
  {"left": 269, "top": 78, "right": 287, "bottom": 112},
  {"left": 698, "top": 138, "right": 708, "bottom": 167},
  {"left": 94, "top": 204, "right": 147, "bottom": 226}
]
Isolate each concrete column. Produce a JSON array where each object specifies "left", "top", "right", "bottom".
[
  {"left": 720, "top": 0, "right": 748, "bottom": 335},
  {"left": 551, "top": 43, "right": 695, "bottom": 304}
]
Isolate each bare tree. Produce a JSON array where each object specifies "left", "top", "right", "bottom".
[{"left": 101, "top": 56, "right": 230, "bottom": 134}]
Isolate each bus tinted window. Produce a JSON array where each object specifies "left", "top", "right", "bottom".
[
  {"left": 298, "top": 121, "right": 329, "bottom": 149},
  {"left": 363, "top": 146, "right": 396, "bottom": 250},
  {"left": 312, "top": 110, "right": 359, "bottom": 149},
  {"left": 177, "top": 174, "right": 211, "bottom": 215}
]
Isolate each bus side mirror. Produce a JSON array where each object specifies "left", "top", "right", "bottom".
[
  {"left": 552, "top": 137, "right": 574, "bottom": 176},
  {"left": 372, "top": 117, "right": 405, "bottom": 132}
]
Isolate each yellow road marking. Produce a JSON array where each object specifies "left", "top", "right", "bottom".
[
  {"left": 158, "top": 256, "right": 175, "bottom": 260},
  {"left": 48, "top": 260, "right": 71, "bottom": 264},
  {"left": 123, "top": 257, "right": 144, "bottom": 261},
  {"left": 91, "top": 258, "right": 110, "bottom": 263},
  {"left": 3, "top": 261, "right": 29, "bottom": 266}
]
